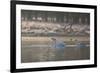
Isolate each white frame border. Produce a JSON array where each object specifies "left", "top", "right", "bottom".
[{"left": 16, "top": 4, "right": 94, "bottom": 69}]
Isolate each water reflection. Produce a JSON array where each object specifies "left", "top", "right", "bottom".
[{"left": 21, "top": 36, "right": 90, "bottom": 63}]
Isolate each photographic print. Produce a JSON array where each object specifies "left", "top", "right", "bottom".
[
  {"left": 11, "top": 0, "right": 97, "bottom": 72},
  {"left": 21, "top": 10, "right": 90, "bottom": 63}
]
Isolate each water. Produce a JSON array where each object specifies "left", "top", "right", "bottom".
[{"left": 21, "top": 36, "right": 90, "bottom": 63}]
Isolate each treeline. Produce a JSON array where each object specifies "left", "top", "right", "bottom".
[{"left": 21, "top": 10, "right": 90, "bottom": 24}]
